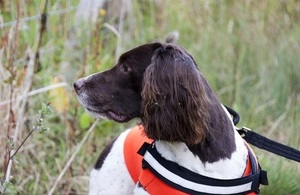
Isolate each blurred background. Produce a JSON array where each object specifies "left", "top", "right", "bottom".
[{"left": 0, "top": 0, "right": 299, "bottom": 194}]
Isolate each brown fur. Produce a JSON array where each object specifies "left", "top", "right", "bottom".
[
  {"left": 141, "top": 44, "right": 212, "bottom": 145},
  {"left": 75, "top": 42, "right": 236, "bottom": 163}
]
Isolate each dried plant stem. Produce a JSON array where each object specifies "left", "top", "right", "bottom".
[
  {"left": 0, "top": 6, "right": 78, "bottom": 29},
  {"left": 0, "top": 82, "right": 68, "bottom": 107},
  {"left": 114, "top": 0, "right": 126, "bottom": 61},
  {"left": 48, "top": 119, "right": 100, "bottom": 195},
  {"left": 5, "top": 49, "right": 35, "bottom": 182},
  {"left": 4, "top": 0, "right": 49, "bottom": 185},
  {"left": 3, "top": 0, "right": 21, "bottom": 184},
  {"left": 5, "top": 121, "right": 37, "bottom": 182}
]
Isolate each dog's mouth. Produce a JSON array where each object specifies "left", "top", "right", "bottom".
[
  {"left": 86, "top": 107, "right": 130, "bottom": 122},
  {"left": 107, "top": 111, "right": 130, "bottom": 122}
]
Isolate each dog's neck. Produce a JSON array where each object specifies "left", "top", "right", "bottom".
[
  {"left": 154, "top": 124, "right": 248, "bottom": 179},
  {"left": 153, "top": 105, "right": 248, "bottom": 179}
]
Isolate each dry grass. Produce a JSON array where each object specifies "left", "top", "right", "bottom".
[{"left": 0, "top": 0, "right": 299, "bottom": 194}]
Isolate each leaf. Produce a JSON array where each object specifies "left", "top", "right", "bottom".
[
  {"left": 49, "top": 77, "right": 69, "bottom": 113},
  {"left": 79, "top": 112, "right": 93, "bottom": 129}
]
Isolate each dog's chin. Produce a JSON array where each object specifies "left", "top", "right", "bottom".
[
  {"left": 86, "top": 107, "right": 131, "bottom": 123},
  {"left": 106, "top": 111, "right": 131, "bottom": 122}
]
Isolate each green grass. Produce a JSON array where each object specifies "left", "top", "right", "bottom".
[{"left": 0, "top": 0, "right": 299, "bottom": 194}]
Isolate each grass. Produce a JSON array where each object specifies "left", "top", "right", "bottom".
[{"left": 0, "top": 0, "right": 299, "bottom": 194}]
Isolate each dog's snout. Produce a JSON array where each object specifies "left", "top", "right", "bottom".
[{"left": 74, "top": 79, "right": 85, "bottom": 92}]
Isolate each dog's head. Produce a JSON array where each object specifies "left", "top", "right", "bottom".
[
  {"left": 141, "top": 44, "right": 213, "bottom": 145},
  {"left": 74, "top": 42, "right": 162, "bottom": 122}
]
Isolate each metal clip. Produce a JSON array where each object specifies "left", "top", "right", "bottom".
[
  {"left": 151, "top": 142, "right": 155, "bottom": 148},
  {"left": 236, "top": 126, "right": 251, "bottom": 137}
]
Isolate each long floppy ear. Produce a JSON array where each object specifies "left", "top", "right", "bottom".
[{"left": 141, "top": 44, "right": 212, "bottom": 145}]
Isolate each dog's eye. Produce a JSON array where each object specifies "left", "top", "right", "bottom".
[{"left": 121, "top": 63, "right": 131, "bottom": 73}]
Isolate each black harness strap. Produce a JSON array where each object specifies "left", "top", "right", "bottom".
[
  {"left": 224, "top": 105, "right": 240, "bottom": 125},
  {"left": 224, "top": 104, "right": 300, "bottom": 163},
  {"left": 238, "top": 127, "right": 300, "bottom": 163},
  {"left": 138, "top": 142, "right": 265, "bottom": 195}
]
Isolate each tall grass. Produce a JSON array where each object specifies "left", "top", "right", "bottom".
[{"left": 0, "top": 0, "right": 299, "bottom": 194}]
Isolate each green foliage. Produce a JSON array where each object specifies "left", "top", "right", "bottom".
[
  {"left": 0, "top": 102, "right": 52, "bottom": 194},
  {"left": 1, "top": 181, "right": 18, "bottom": 194},
  {"left": 79, "top": 112, "right": 93, "bottom": 129},
  {"left": 0, "top": 0, "right": 299, "bottom": 194},
  {"left": 259, "top": 155, "right": 300, "bottom": 194}
]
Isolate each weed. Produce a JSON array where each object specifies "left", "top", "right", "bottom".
[{"left": 0, "top": 0, "right": 299, "bottom": 194}]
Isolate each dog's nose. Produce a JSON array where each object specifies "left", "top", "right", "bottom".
[{"left": 73, "top": 79, "right": 85, "bottom": 92}]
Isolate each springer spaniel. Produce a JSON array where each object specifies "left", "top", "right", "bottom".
[{"left": 74, "top": 43, "right": 265, "bottom": 194}]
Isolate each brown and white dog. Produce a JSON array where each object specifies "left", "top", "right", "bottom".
[{"left": 74, "top": 43, "right": 263, "bottom": 194}]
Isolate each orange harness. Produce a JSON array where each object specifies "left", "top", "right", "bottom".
[{"left": 124, "top": 126, "right": 262, "bottom": 195}]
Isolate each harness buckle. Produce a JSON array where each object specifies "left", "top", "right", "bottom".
[{"left": 237, "top": 126, "right": 251, "bottom": 137}]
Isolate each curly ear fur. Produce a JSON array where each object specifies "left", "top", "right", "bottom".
[{"left": 141, "top": 44, "right": 212, "bottom": 145}]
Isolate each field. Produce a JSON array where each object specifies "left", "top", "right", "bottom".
[{"left": 1, "top": 0, "right": 299, "bottom": 194}]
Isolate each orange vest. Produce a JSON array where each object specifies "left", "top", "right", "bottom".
[{"left": 124, "top": 125, "right": 261, "bottom": 195}]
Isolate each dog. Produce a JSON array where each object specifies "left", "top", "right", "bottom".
[{"left": 74, "top": 43, "right": 266, "bottom": 194}]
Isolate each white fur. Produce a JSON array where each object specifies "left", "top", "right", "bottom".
[
  {"left": 89, "top": 130, "right": 134, "bottom": 195},
  {"left": 89, "top": 106, "right": 249, "bottom": 194},
  {"left": 154, "top": 130, "right": 248, "bottom": 180}
]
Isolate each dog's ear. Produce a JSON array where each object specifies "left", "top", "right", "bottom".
[{"left": 141, "top": 44, "right": 212, "bottom": 145}]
